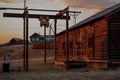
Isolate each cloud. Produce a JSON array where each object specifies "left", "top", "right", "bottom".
[
  {"left": 0, "top": 0, "right": 11, "bottom": 3},
  {"left": 27, "top": 0, "right": 66, "bottom": 10},
  {"left": 62, "top": 0, "right": 120, "bottom": 9},
  {"left": 0, "top": 0, "right": 20, "bottom": 3}
]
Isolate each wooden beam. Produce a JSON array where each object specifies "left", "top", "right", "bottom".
[
  {"left": 0, "top": 7, "right": 81, "bottom": 13},
  {"left": 54, "top": 19, "right": 57, "bottom": 60},
  {"left": 56, "top": 7, "right": 69, "bottom": 16},
  {"left": 66, "top": 7, "right": 69, "bottom": 69},
  {"left": 3, "top": 13, "right": 70, "bottom": 20}
]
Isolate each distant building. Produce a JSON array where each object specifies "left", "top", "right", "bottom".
[
  {"left": 30, "top": 33, "right": 44, "bottom": 43},
  {"left": 30, "top": 33, "right": 54, "bottom": 49},
  {"left": 0, "top": 38, "right": 24, "bottom": 47},
  {"left": 56, "top": 3, "right": 120, "bottom": 69},
  {"left": 9, "top": 38, "right": 24, "bottom": 45}
]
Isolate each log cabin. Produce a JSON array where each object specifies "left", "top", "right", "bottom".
[
  {"left": 30, "top": 33, "right": 54, "bottom": 49},
  {"left": 55, "top": 3, "right": 120, "bottom": 69}
]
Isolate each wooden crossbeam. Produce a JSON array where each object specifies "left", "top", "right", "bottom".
[
  {"left": 3, "top": 13, "right": 70, "bottom": 20},
  {"left": 56, "top": 7, "right": 69, "bottom": 16},
  {"left": 0, "top": 7, "right": 81, "bottom": 13}
]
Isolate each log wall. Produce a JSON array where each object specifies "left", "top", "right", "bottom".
[
  {"left": 56, "top": 18, "right": 108, "bottom": 69},
  {"left": 56, "top": 9, "right": 120, "bottom": 69}
]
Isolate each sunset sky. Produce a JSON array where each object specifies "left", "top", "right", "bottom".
[{"left": 0, "top": 0, "right": 120, "bottom": 44}]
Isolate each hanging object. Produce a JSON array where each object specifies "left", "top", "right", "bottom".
[{"left": 39, "top": 16, "right": 49, "bottom": 27}]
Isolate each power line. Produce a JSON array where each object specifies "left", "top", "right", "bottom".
[
  {"left": 24, "top": 0, "right": 26, "bottom": 8},
  {"left": 70, "top": 12, "right": 80, "bottom": 24},
  {"left": 71, "top": 6, "right": 105, "bottom": 9}
]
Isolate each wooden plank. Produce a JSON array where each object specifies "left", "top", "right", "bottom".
[
  {"left": 56, "top": 7, "right": 68, "bottom": 16},
  {"left": 3, "top": 13, "right": 70, "bottom": 20}
]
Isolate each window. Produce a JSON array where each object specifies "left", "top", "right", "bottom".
[
  {"left": 36, "top": 38, "right": 39, "bottom": 41},
  {"left": 32, "top": 38, "right": 35, "bottom": 42}
]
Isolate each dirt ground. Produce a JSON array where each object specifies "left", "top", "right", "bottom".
[
  {"left": 0, "top": 45, "right": 120, "bottom": 80},
  {"left": 0, "top": 68, "right": 120, "bottom": 80},
  {"left": 0, "top": 61, "right": 120, "bottom": 80},
  {"left": 0, "top": 45, "right": 54, "bottom": 61}
]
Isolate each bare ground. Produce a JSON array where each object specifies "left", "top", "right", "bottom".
[
  {"left": 0, "top": 67, "right": 120, "bottom": 80},
  {"left": 0, "top": 45, "right": 54, "bottom": 60},
  {"left": 0, "top": 58, "right": 120, "bottom": 80},
  {"left": 0, "top": 45, "right": 120, "bottom": 80}
]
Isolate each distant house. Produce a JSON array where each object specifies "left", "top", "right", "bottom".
[
  {"left": 0, "top": 38, "right": 24, "bottom": 47},
  {"left": 9, "top": 38, "right": 24, "bottom": 45},
  {"left": 46, "top": 35, "right": 54, "bottom": 43},
  {"left": 30, "top": 33, "right": 54, "bottom": 49},
  {"left": 30, "top": 33, "right": 44, "bottom": 43}
]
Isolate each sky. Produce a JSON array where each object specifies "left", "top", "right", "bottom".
[{"left": 0, "top": 0, "right": 120, "bottom": 44}]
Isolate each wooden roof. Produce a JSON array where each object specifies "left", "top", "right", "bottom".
[
  {"left": 30, "top": 33, "right": 54, "bottom": 38},
  {"left": 30, "top": 33, "right": 43, "bottom": 38},
  {"left": 57, "top": 3, "right": 120, "bottom": 35}
]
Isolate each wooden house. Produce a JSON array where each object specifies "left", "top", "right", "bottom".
[
  {"left": 30, "top": 33, "right": 44, "bottom": 43},
  {"left": 55, "top": 3, "right": 120, "bottom": 69},
  {"left": 30, "top": 33, "right": 54, "bottom": 49}
]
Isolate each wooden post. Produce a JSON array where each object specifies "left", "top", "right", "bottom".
[
  {"left": 44, "top": 26, "right": 46, "bottom": 64},
  {"left": 24, "top": 7, "right": 29, "bottom": 71},
  {"left": 23, "top": 11, "right": 26, "bottom": 70},
  {"left": 66, "top": 7, "right": 69, "bottom": 69},
  {"left": 54, "top": 19, "right": 57, "bottom": 60},
  {"left": 26, "top": 8, "right": 29, "bottom": 71}
]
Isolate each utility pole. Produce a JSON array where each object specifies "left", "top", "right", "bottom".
[{"left": 70, "top": 12, "right": 80, "bottom": 24}]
